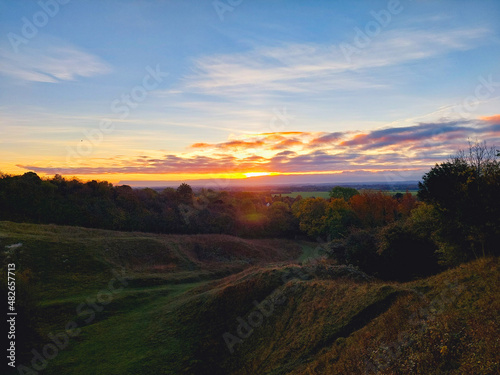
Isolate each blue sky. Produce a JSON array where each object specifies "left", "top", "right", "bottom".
[{"left": 1, "top": 0, "right": 500, "bottom": 185}]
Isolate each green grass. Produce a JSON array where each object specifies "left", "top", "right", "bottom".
[
  {"left": 0, "top": 221, "right": 308, "bottom": 374},
  {"left": 43, "top": 282, "right": 205, "bottom": 375},
  {"left": 297, "top": 242, "right": 325, "bottom": 263},
  {"left": 1, "top": 221, "right": 498, "bottom": 375},
  {"left": 387, "top": 189, "right": 419, "bottom": 195}
]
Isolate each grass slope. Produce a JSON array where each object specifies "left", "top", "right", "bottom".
[
  {"left": 0, "top": 221, "right": 303, "bottom": 297},
  {"left": 1, "top": 222, "right": 498, "bottom": 374},
  {"left": 152, "top": 257, "right": 499, "bottom": 375}
]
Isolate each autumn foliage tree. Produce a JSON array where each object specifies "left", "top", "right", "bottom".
[
  {"left": 395, "top": 191, "right": 418, "bottom": 218},
  {"left": 292, "top": 197, "right": 328, "bottom": 238},
  {"left": 349, "top": 190, "right": 399, "bottom": 228},
  {"left": 292, "top": 197, "right": 357, "bottom": 239},
  {"left": 418, "top": 141, "right": 500, "bottom": 264}
]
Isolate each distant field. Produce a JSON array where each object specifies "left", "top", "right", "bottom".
[
  {"left": 280, "top": 189, "right": 418, "bottom": 199},
  {"left": 280, "top": 191, "right": 331, "bottom": 198},
  {"left": 387, "top": 189, "right": 419, "bottom": 195}
]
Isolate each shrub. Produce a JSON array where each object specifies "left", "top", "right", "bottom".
[
  {"left": 377, "top": 221, "right": 439, "bottom": 281},
  {"left": 344, "top": 229, "right": 380, "bottom": 275}
]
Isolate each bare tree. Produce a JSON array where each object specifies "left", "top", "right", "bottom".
[{"left": 454, "top": 140, "right": 498, "bottom": 176}]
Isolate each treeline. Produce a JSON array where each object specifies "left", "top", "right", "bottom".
[
  {"left": 0, "top": 173, "right": 302, "bottom": 237},
  {"left": 318, "top": 142, "right": 500, "bottom": 281},
  {"left": 0, "top": 172, "right": 418, "bottom": 240},
  {"left": 1, "top": 143, "right": 498, "bottom": 280}
]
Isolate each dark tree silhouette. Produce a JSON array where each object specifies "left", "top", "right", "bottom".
[
  {"left": 418, "top": 141, "right": 500, "bottom": 263},
  {"left": 176, "top": 183, "right": 193, "bottom": 204}
]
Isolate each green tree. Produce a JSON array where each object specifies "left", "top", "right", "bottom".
[
  {"left": 418, "top": 141, "right": 500, "bottom": 264},
  {"left": 292, "top": 197, "right": 328, "bottom": 238},
  {"left": 323, "top": 198, "right": 356, "bottom": 239},
  {"left": 267, "top": 201, "right": 298, "bottom": 236},
  {"left": 176, "top": 183, "right": 193, "bottom": 204},
  {"left": 329, "top": 186, "right": 359, "bottom": 201},
  {"left": 344, "top": 229, "right": 379, "bottom": 275}
]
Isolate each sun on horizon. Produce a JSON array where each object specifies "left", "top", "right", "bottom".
[{"left": 244, "top": 172, "right": 274, "bottom": 178}]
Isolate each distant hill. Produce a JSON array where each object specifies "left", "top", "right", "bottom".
[{"left": 119, "top": 174, "right": 422, "bottom": 188}]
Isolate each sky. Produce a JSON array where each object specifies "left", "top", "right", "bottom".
[{"left": 1, "top": 0, "right": 500, "bottom": 187}]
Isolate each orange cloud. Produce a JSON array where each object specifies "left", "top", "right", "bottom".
[
  {"left": 18, "top": 118, "right": 500, "bottom": 181},
  {"left": 340, "top": 133, "right": 368, "bottom": 146},
  {"left": 218, "top": 140, "right": 264, "bottom": 150},
  {"left": 258, "top": 131, "right": 305, "bottom": 136},
  {"left": 190, "top": 142, "right": 211, "bottom": 148},
  {"left": 272, "top": 139, "right": 303, "bottom": 149},
  {"left": 309, "top": 132, "right": 343, "bottom": 146},
  {"left": 480, "top": 114, "right": 500, "bottom": 123},
  {"left": 265, "top": 135, "right": 288, "bottom": 142},
  {"left": 189, "top": 132, "right": 313, "bottom": 152}
]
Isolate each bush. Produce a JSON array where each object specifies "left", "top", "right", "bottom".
[
  {"left": 344, "top": 229, "right": 380, "bottom": 275},
  {"left": 377, "top": 221, "right": 439, "bottom": 281}
]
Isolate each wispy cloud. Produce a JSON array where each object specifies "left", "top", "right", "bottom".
[
  {"left": 181, "top": 27, "right": 489, "bottom": 98},
  {"left": 0, "top": 36, "right": 111, "bottom": 83}
]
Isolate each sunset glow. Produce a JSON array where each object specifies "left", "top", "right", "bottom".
[
  {"left": 2, "top": 3, "right": 499, "bottom": 373},
  {"left": 244, "top": 172, "right": 273, "bottom": 178},
  {"left": 1, "top": 2, "right": 499, "bottom": 186}
]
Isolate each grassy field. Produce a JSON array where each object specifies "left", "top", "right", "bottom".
[
  {"left": 280, "top": 191, "right": 331, "bottom": 199},
  {"left": 387, "top": 189, "right": 419, "bottom": 195},
  {"left": 1, "top": 221, "right": 498, "bottom": 374}
]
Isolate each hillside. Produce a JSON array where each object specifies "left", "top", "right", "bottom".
[
  {"left": 1, "top": 222, "right": 499, "bottom": 374},
  {"left": 0, "top": 221, "right": 304, "bottom": 297}
]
